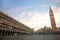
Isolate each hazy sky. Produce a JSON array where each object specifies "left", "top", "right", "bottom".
[{"left": 0, "top": 0, "right": 60, "bottom": 31}]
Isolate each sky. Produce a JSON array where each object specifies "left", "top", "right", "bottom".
[{"left": 0, "top": 0, "right": 60, "bottom": 31}]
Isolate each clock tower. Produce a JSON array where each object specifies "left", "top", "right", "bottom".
[{"left": 49, "top": 7, "right": 57, "bottom": 32}]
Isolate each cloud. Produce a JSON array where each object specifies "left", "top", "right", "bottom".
[
  {"left": 15, "top": 11, "right": 51, "bottom": 31},
  {"left": 53, "top": 0, "right": 60, "bottom": 2},
  {"left": 25, "top": 12, "right": 50, "bottom": 30}
]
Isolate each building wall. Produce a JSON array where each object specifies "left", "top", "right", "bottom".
[{"left": 0, "top": 12, "right": 33, "bottom": 32}]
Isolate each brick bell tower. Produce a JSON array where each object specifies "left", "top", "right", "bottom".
[{"left": 49, "top": 7, "right": 57, "bottom": 32}]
